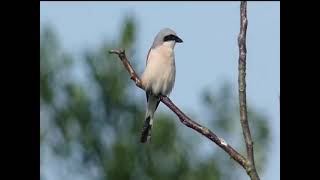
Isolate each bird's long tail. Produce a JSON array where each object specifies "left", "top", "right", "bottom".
[
  {"left": 140, "top": 115, "right": 153, "bottom": 143},
  {"left": 140, "top": 96, "right": 158, "bottom": 143}
]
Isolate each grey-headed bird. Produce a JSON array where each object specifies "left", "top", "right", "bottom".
[{"left": 140, "top": 28, "right": 183, "bottom": 143}]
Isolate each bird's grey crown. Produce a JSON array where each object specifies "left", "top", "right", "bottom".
[{"left": 151, "top": 28, "right": 177, "bottom": 48}]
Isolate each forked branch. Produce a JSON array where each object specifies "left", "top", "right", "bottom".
[
  {"left": 109, "top": 2, "right": 259, "bottom": 179},
  {"left": 109, "top": 48, "right": 251, "bottom": 177}
]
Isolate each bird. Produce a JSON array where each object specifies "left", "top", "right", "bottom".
[{"left": 140, "top": 28, "right": 183, "bottom": 143}]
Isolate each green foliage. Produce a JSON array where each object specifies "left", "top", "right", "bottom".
[{"left": 40, "top": 17, "right": 270, "bottom": 180}]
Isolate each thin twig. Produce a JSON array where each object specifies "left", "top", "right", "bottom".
[
  {"left": 108, "top": 48, "right": 253, "bottom": 176},
  {"left": 238, "top": 1, "right": 260, "bottom": 180},
  {"left": 109, "top": 49, "right": 143, "bottom": 89}
]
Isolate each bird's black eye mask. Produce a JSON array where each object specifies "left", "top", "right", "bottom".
[{"left": 163, "top": 34, "right": 183, "bottom": 43}]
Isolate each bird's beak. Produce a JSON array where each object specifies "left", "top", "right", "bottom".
[{"left": 174, "top": 35, "right": 183, "bottom": 43}]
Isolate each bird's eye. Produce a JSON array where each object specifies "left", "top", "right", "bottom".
[{"left": 163, "top": 34, "right": 176, "bottom": 42}]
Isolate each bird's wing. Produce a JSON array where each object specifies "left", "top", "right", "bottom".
[
  {"left": 146, "top": 47, "right": 151, "bottom": 65},
  {"left": 155, "top": 99, "right": 160, "bottom": 111},
  {"left": 146, "top": 48, "right": 151, "bottom": 102},
  {"left": 145, "top": 47, "right": 151, "bottom": 102},
  {"left": 146, "top": 92, "right": 149, "bottom": 102},
  {"left": 145, "top": 48, "right": 160, "bottom": 110}
]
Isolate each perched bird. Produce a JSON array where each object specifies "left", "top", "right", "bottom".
[{"left": 140, "top": 28, "right": 183, "bottom": 143}]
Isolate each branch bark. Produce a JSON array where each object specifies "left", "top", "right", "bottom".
[
  {"left": 109, "top": 2, "right": 260, "bottom": 179},
  {"left": 238, "top": 1, "right": 260, "bottom": 180},
  {"left": 109, "top": 48, "right": 252, "bottom": 178}
]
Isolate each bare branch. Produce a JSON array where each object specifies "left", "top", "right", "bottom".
[
  {"left": 108, "top": 48, "right": 253, "bottom": 176},
  {"left": 238, "top": 2, "right": 260, "bottom": 180},
  {"left": 109, "top": 49, "right": 143, "bottom": 89},
  {"left": 159, "top": 96, "right": 248, "bottom": 167},
  {"left": 108, "top": 3, "right": 260, "bottom": 179}
]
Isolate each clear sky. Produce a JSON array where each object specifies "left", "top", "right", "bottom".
[{"left": 40, "top": 1, "right": 280, "bottom": 180}]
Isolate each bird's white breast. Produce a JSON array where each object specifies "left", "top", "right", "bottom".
[{"left": 141, "top": 45, "right": 176, "bottom": 96}]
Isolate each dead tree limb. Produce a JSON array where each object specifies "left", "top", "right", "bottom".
[
  {"left": 109, "top": 2, "right": 260, "bottom": 180},
  {"left": 109, "top": 48, "right": 252, "bottom": 177},
  {"left": 238, "top": 1, "right": 260, "bottom": 180}
]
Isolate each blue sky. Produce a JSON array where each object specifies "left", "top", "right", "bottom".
[{"left": 40, "top": 1, "right": 279, "bottom": 180}]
